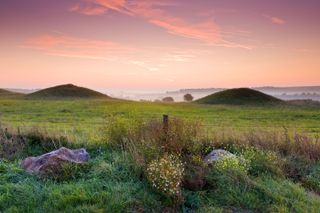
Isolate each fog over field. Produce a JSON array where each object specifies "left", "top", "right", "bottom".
[{"left": 105, "top": 86, "right": 320, "bottom": 102}]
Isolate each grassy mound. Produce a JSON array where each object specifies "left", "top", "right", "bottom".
[
  {"left": 0, "top": 89, "right": 23, "bottom": 99},
  {"left": 26, "top": 84, "right": 110, "bottom": 100},
  {"left": 195, "top": 88, "right": 283, "bottom": 105}
]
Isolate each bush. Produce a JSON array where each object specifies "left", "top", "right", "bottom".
[
  {"left": 103, "top": 116, "right": 206, "bottom": 165},
  {"left": 162, "top": 97, "right": 174, "bottom": 102},
  {"left": 141, "top": 118, "right": 204, "bottom": 155},
  {"left": 282, "top": 155, "right": 312, "bottom": 181},
  {"left": 302, "top": 163, "right": 320, "bottom": 193},
  {"left": 146, "top": 154, "right": 184, "bottom": 199},
  {"left": 183, "top": 94, "right": 194, "bottom": 102},
  {"left": 214, "top": 155, "right": 249, "bottom": 174}
]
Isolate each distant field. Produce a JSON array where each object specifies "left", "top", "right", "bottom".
[{"left": 0, "top": 99, "right": 319, "bottom": 141}]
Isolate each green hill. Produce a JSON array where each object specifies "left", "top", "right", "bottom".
[
  {"left": 26, "top": 84, "right": 110, "bottom": 99},
  {"left": 0, "top": 89, "right": 23, "bottom": 98},
  {"left": 195, "top": 88, "right": 283, "bottom": 105}
]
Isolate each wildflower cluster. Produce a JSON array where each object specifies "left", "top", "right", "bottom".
[
  {"left": 243, "top": 147, "right": 278, "bottom": 162},
  {"left": 147, "top": 154, "right": 184, "bottom": 197},
  {"left": 214, "top": 155, "right": 249, "bottom": 174}
]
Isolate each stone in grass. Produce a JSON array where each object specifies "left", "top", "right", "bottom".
[
  {"left": 204, "top": 149, "right": 235, "bottom": 163},
  {"left": 21, "top": 147, "right": 89, "bottom": 180}
]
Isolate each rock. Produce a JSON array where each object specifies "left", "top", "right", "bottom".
[
  {"left": 21, "top": 147, "right": 89, "bottom": 176},
  {"left": 204, "top": 149, "right": 235, "bottom": 163}
]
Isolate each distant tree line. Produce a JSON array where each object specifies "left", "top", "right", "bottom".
[{"left": 154, "top": 94, "right": 194, "bottom": 103}]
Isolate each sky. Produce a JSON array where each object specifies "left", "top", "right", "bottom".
[{"left": 1, "top": 0, "right": 320, "bottom": 91}]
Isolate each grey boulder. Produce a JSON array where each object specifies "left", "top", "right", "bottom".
[
  {"left": 21, "top": 147, "right": 90, "bottom": 175},
  {"left": 204, "top": 149, "right": 235, "bottom": 163}
]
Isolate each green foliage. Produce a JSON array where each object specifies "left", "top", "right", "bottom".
[
  {"left": 242, "top": 148, "right": 283, "bottom": 177},
  {"left": 302, "top": 163, "right": 320, "bottom": 193},
  {"left": 282, "top": 155, "right": 312, "bottom": 181},
  {"left": 40, "top": 162, "right": 90, "bottom": 182},
  {"left": 205, "top": 168, "right": 320, "bottom": 212},
  {"left": 214, "top": 155, "right": 249, "bottom": 174},
  {"left": 102, "top": 115, "right": 135, "bottom": 147}
]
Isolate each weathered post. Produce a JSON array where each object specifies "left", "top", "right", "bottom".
[{"left": 163, "top": 114, "right": 169, "bottom": 141}]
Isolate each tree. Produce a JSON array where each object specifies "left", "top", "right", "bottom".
[
  {"left": 183, "top": 93, "right": 194, "bottom": 102},
  {"left": 162, "top": 97, "right": 174, "bottom": 102}
]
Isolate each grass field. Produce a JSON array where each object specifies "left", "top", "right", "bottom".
[
  {"left": 1, "top": 98, "right": 320, "bottom": 212},
  {"left": 0, "top": 99, "right": 319, "bottom": 137}
]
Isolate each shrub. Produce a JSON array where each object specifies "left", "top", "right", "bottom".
[
  {"left": 282, "top": 155, "right": 312, "bottom": 181},
  {"left": 146, "top": 154, "right": 184, "bottom": 198},
  {"left": 162, "top": 97, "right": 174, "bottom": 102},
  {"left": 214, "top": 155, "right": 249, "bottom": 174},
  {"left": 142, "top": 117, "right": 204, "bottom": 155},
  {"left": 104, "top": 116, "right": 206, "bottom": 167},
  {"left": 302, "top": 163, "right": 320, "bottom": 193},
  {"left": 183, "top": 94, "right": 194, "bottom": 102}
]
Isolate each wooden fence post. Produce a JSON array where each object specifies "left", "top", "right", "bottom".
[{"left": 163, "top": 114, "right": 169, "bottom": 140}]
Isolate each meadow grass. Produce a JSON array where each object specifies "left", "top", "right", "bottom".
[
  {"left": 0, "top": 99, "right": 320, "bottom": 212},
  {"left": 0, "top": 99, "right": 319, "bottom": 136}
]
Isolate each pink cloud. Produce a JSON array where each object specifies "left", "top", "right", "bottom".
[
  {"left": 263, "top": 15, "right": 286, "bottom": 25},
  {"left": 271, "top": 17, "right": 286, "bottom": 25},
  {"left": 21, "top": 34, "right": 131, "bottom": 59},
  {"left": 69, "top": 0, "right": 130, "bottom": 16},
  {"left": 20, "top": 34, "right": 201, "bottom": 73},
  {"left": 70, "top": 4, "right": 106, "bottom": 16},
  {"left": 70, "top": 0, "right": 221, "bottom": 44}
]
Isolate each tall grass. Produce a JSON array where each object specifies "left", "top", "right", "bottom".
[{"left": 0, "top": 123, "right": 72, "bottom": 160}]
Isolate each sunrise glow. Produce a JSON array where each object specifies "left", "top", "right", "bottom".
[{"left": 1, "top": 0, "right": 320, "bottom": 90}]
